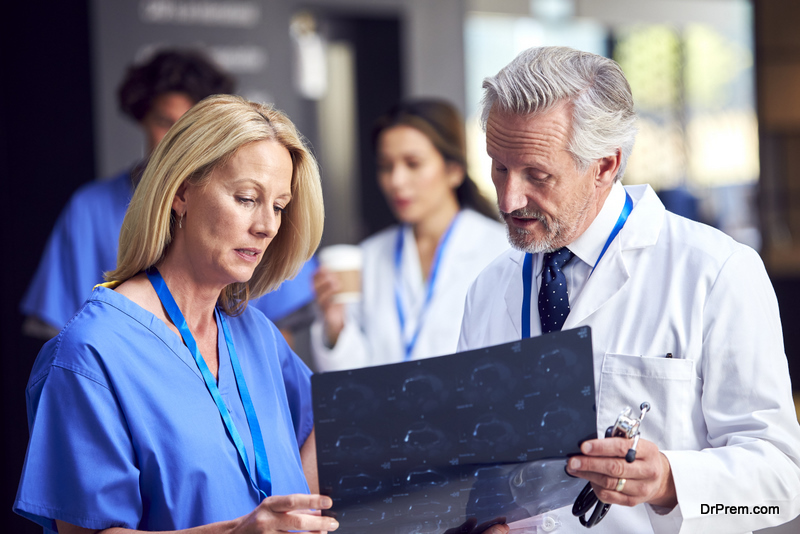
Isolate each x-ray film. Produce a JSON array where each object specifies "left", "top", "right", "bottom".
[{"left": 312, "top": 327, "right": 596, "bottom": 533}]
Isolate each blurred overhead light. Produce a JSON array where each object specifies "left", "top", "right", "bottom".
[
  {"left": 291, "top": 11, "right": 327, "bottom": 100},
  {"left": 530, "top": 0, "right": 575, "bottom": 22}
]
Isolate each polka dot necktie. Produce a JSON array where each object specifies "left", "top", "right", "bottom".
[{"left": 538, "top": 248, "right": 574, "bottom": 334}]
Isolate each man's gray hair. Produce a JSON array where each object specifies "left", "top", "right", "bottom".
[{"left": 481, "top": 46, "right": 637, "bottom": 181}]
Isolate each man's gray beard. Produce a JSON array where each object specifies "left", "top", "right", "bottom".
[
  {"left": 505, "top": 222, "right": 560, "bottom": 254},
  {"left": 501, "top": 189, "right": 594, "bottom": 254},
  {"left": 500, "top": 206, "right": 565, "bottom": 254}
]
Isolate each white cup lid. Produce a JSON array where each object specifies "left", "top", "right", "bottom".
[{"left": 318, "top": 244, "right": 363, "bottom": 270}]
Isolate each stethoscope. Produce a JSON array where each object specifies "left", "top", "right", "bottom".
[{"left": 571, "top": 402, "right": 651, "bottom": 528}]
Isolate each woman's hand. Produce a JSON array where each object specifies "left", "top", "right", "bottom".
[
  {"left": 312, "top": 267, "right": 346, "bottom": 347},
  {"left": 232, "top": 494, "right": 338, "bottom": 533},
  {"left": 444, "top": 517, "right": 509, "bottom": 534},
  {"left": 55, "top": 494, "right": 337, "bottom": 534}
]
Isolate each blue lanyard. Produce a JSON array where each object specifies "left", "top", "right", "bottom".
[
  {"left": 394, "top": 212, "right": 460, "bottom": 360},
  {"left": 146, "top": 268, "right": 272, "bottom": 498},
  {"left": 521, "top": 191, "right": 633, "bottom": 339}
]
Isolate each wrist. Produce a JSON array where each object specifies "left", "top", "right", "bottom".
[
  {"left": 324, "top": 322, "right": 342, "bottom": 348},
  {"left": 649, "top": 452, "right": 678, "bottom": 509}
]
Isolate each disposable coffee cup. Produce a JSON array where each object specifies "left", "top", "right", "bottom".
[{"left": 318, "top": 245, "right": 363, "bottom": 303}]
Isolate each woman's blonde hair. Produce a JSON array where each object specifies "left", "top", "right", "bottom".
[{"left": 107, "top": 94, "right": 324, "bottom": 315}]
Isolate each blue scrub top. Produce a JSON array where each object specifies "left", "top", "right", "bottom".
[
  {"left": 250, "top": 255, "right": 318, "bottom": 322},
  {"left": 21, "top": 170, "right": 133, "bottom": 329},
  {"left": 14, "top": 286, "right": 314, "bottom": 532}
]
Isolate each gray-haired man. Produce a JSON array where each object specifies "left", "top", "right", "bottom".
[{"left": 459, "top": 46, "right": 800, "bottom": 533}]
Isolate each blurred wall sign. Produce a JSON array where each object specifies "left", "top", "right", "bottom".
[{"left": 138, "top": 0, "right": 261, "bottom": 27}]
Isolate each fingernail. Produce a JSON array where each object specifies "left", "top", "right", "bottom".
[
  {"left": 570, "top": 458, "right": 581, "bottom": 470},
  {"left": 322, "top": 497, "right": 333, "bottom": 508},
  {"left": 330, "top": 519, "right": 339, "bottom": 529},
  {"left": 583, "top": 442, "right": 592, "bottom": 453}
]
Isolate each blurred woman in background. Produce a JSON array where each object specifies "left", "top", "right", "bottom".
[
  {"left": 312, "top": 98, "right": 509, "bottom": 371},
  {"left": 14, "top": 95, "right": 338, "bottom": 534}
]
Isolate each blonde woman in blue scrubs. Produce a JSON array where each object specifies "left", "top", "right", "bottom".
[{"left": 14, "top": 96, "right": 338, "bottom": 534}]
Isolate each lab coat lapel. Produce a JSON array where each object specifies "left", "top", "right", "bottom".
[
  {"left": 563, "top": 238, "right": 629, "bottom": 329},
  {"left": 563, "top": 184, "right": 662, "bottom": 330}
]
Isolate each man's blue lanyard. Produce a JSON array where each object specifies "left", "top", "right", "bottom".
[
  {"left": 521, "top": 191, "right": 633, "bottom": 339},
  {"left": 146, "top": 268, "right": 272, "bottom": 499},
  {"left": 394, "top": 212, "right": 460, "bottom": 360}
]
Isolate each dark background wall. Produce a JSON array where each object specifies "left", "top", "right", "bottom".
[
  {"left": 1, "top": 2, "right": 95, "bottom": 532},
  {"left": 755, "top": 0, "right": 800, "bottom": 392}
]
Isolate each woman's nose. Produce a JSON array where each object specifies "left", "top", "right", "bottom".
[
  {"left": 384, "top": 165, "right": 409, "bottom": 189},
  {"left": 255, "top": 207, "right": 280, "bottom": 238}
]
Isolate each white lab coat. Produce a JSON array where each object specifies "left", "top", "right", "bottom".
[
  {"left": 312, "top": 209, "right": 508, "bottom": 371},
  {"left": 458, "top": 184, "right": 800, "bottom": 534}
]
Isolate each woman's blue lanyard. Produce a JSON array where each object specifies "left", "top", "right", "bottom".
[
  {"left": 521, "top": 191, "right": 633, "bottom": 339},
  {"left": 146, "top": 268, "right": 272, "bottom": 499},
  {"left": 394, "top": 212, "right": 461, "bottom": 360}
]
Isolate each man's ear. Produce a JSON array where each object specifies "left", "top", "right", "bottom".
[{"left": 596, "top": 149, "right": 622, "bottom": 187}]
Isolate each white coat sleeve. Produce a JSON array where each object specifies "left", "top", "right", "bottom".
[
  {"left": 661, "top": 247, "right": 800, "bottom": 533},
  {"left": 310, "top": 305, "right": 371, "bottom": 372}
]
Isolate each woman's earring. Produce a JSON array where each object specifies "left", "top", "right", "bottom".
[{"left": 179, "top": 212, "right": 184, "bottom": 229}]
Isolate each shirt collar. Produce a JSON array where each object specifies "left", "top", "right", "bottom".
[{"left": 568, "top": 180, "right": 626, "bottom": 268}]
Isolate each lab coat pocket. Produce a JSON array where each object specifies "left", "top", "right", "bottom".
[{"left": 597, "top": 353, "right": 695, "bottom": 450}]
